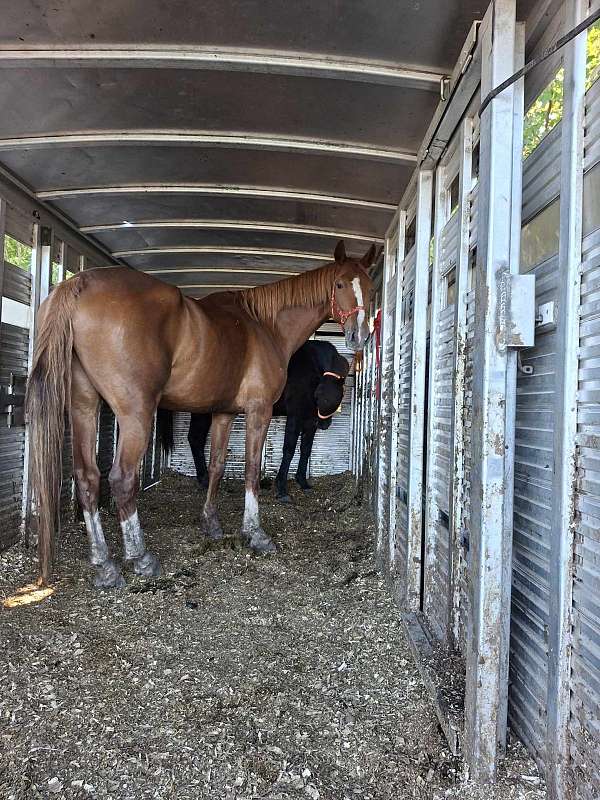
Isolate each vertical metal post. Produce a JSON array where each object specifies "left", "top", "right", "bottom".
[
  {"left": 39, "top": 226, "right": 52, "bottom": 303},
  {"left": 547, "top": 2, "right": 586, "bottom": 797},
  {"left": 465, "top": 0, "right": 518, "bottom": 781},
  {"left": 406, "top": 169, "right": 433, "bottom": 610},
  {"left": 498, "top": 19, "right": 525, "bottom": 754},
  {"left": 22, "top": 222, "right": 44, "bottom": 528},
  {"left": 388, "top": 212, "right": 406, "bottom": 570},
  {"left": 449, "top": 118, "right": 473, "bottom": 644},
  {"left": 423, "top": 158, "right": 447, "bottom": 626},
  {"left": 0, "top": 198, "right": 6, "bottom": 330},
  {"left": 375, "top": 234, "right": 391, "bottom": 558}
]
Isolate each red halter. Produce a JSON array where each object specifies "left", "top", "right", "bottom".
[{"left": 330, "top": 284, "right": 365, "bottom": 329}]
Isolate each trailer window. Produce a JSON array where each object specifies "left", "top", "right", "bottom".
[
  {"left": 587, "top": 20, "right": 600, "bottom": 90},
  {"left": 520, "top": 199, "right": 560, "bottom": 272},
  {"left": 404, "top": 216, "right": 416, "bottom": 255},
  {"left": 583, "top": 161, "right": 600, "bottom": 235},
  {"left": 3, "top": 234, "right": 32, "bottom": 272},
  {"left": 522, "top": 68, "right": 564, "bottom": 160}
]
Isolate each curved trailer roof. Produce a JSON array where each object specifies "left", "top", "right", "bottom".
[{"left": 0, "top": 0, "right": 538, "bottom": 296}]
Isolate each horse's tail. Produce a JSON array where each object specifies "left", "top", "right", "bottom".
[
  {"left": 26, "top": 277, "right": 82, "bottom": 585},
  {"left": 156, "top": 408, "right": 174, "bottom": 457}
]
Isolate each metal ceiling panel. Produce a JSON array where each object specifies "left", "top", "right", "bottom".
[
  {"left": 0, "top": 146, "right": 409, "bottom": 203},
  {"left": 0, "top": 69, "right": 435, "bottom": 155},
  {"left": 1, "top": 1, "right": 488, "bottom": 73},
  {"left": 0, "top": 0, "right": 511, "bottom": 288}
]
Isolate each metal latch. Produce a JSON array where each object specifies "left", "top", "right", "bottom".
[{"left": 0, "top": 373, "right": 27, "bottom": 428}]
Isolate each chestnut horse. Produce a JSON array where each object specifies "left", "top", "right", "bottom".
[{"left": 26, "top": 241, "right": 374, "bottom": 588}]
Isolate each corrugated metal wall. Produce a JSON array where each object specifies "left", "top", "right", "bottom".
[
  {"left": 0, "top": 206, "right": 33, "bottom": 550},
  {"left": 569, "top": 64, "right": 600, "bottom": 800}
]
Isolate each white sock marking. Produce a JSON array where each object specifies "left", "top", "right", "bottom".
[{"left": 243, "top": 490, "right": 260, "bottom": 530}]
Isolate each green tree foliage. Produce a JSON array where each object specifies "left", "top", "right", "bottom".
[
  {"left": 522, "top": 22, "right": 600, "bottom": 161},
  {"left": 3, "top": 235, "right": 32, "bottom": 271},
  {"left": 522, "top": 68, "right": 564, "bottom": 160}
]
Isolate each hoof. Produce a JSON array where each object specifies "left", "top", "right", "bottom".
[
  {"left": 198, "top": 476, "right": 209, "bottom": 490},
  {"left": 301, "top": 486, "right": 313, "bottom": 494},
  {"left": 93, "top": 559, "right": 126, "bottom": 590},
  {"left": 132, "top": 551, "right": 163, "bottom": 578},
  {"left": 244, "top": 528, "right": 277, "bottom": 555},
  {"left": 203, "top": 514, "right": 224, "bottom": 541},
  {"left": 277, "top": 494, "right": 292, "bottom": 504}
]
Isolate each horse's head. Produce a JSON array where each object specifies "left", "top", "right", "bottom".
[
  {"left": 331, "top": 240, "right": 376, "bottom": 351},
  {"left": 314, "top": 352, "right": 349, "bottom": 429}
]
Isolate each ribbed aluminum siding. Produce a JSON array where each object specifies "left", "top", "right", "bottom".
[
  {"left": 425, "top": 211, "right": 458, "bottom": 639},
  {"left": 509, "top": 125, "right": 561, "bottom": 764},
  {"left": 0, "top": 263, "right": 31, "bottom": 550},
  {"left": 310, "top": 332, "right": 353, "bottom": 477},
  {"left": 394, "top": 246, "right": 416, "bottom": 592},
  {"left": 378, "top": 272, "right": 397, "bottom": 541},
  {"left": 568, "top": 76, "right": 600, "bottom": 799}
]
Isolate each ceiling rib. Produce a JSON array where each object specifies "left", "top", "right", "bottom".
[
  {"left": 144, "top": 268, "right": 299, "bottom": 276},
  {"left": 38, "top": 184, "right": 396, "bottom": 211},
  {"left": 0, "top": 47, "right": 446, "bottom": 90},
  {"left": 80, "top": 219, "right": 385, "bottom": 243},
  {"left": 113, "top": 246, "right": 330, "bottom": 259},
  {"left": 0, "top": 131, "right": 416, "bottom": 164}
]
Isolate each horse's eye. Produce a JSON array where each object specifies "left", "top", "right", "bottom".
[{"left": 336, "top": 281, "right": 344, "bottom": 289}]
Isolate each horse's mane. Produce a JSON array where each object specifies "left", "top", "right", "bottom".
[{"left": 235, "top": 262, "right": 338, "bottom": 326}]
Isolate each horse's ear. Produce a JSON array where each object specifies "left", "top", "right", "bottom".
[
  {"left": 360, "top": 243, "right": 377, "bottom": 270},
  {"left": 334, "top": 240, "right": 347, "bottom": 264}
]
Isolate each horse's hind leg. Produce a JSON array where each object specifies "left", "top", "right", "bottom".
[
  {"left": 295, "top": 419, "right": 317, "bottom": 492},
  {"left": 188, "top": 413, "right": 211, "bottom": 489},
  {"left": 109, "top": 411, "right": 162, "bottom": 578},
  {"left": 71, "top": 358, "right": 125, "bottom": 589},
  {"left": 202, "top": 413, "right": 235, "bottom": 539},
  {"left": 243, "top": 403, "right": 276, "bottom": 554}
]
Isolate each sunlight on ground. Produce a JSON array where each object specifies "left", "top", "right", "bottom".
[{"left": 2, "top": 583, "right": 54, "bottom": 609}]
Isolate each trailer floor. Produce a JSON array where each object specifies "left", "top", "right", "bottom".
[{"left": 0, "top": 472, "right": 545, "bottom": 800}]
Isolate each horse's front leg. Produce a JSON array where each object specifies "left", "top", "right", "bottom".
[
  {"left": 243, "top": 403, "right": 276, "bottom": 554},
  {"left": 275, "top": 416, "right": 301, "bottom": 502},
  {"left": 202, "top": 413, "right": 235, "bottom": 539}
]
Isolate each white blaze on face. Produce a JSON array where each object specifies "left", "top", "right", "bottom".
[
  {"left": 244, "top": 489, "right": 260, "bottom": 530},
  {"left": 351, "top": 276, "right": 365, "bottom": 332}
]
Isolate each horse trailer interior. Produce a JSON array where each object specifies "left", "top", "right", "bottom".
[{"left": 1, "top": 1, "right": 599, "bottom": 797}]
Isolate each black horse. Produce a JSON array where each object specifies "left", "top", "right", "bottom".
[{"left": 159, "top": 340, "right": 349, "bottom": 502}]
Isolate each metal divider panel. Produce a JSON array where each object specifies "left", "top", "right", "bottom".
[
  {"left": 510, "top": 254, "right": 558, "bottom": 763},
  {"left": 395, "top": 246, "right": 417, "bottom": 587},
  {"left": 521, "top": 123, "right": 562, "bottom": 223},
  {"left": 310, "top": 378, "right": 354, "bottom": 476},
  {"left": 508, "top": 124, "right": 562, "bottom": 765},
  {"left": 3, "top": 263, "right": 32, "bottom": 304},
  {"left": 379, "top": 280, "right": 397, "bottom": 535},
  {"left": 310, "top": 332, "right": 354, "bottom": 477},
  {"left": 97, "top": 401, "right": 116, "bottom": 506},
  {"left": 425, "top": 210, "right": 458, "bottom": 639},
  {"left": 569, "top": 219, "right": 600, "bottom": 796},
  {"left": 0, "top": 322, "right": 28, "bottom": 550}
]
